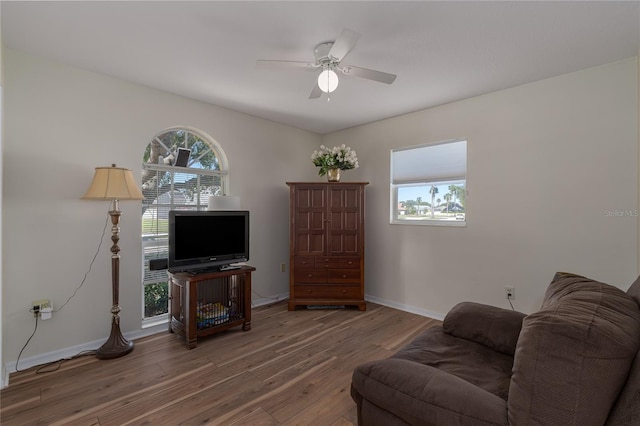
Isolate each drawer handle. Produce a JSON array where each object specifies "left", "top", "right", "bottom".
[
  {"left": 348, "top": 261, "right": 353, "bottom": 265},
  {"left": 342, "top": 274, "right": 347, "bottom": 278},
  {"left": 306, "top": 290, "right": 312, "bottom": 294},
  {"left": 341, "top": 289, "right": 347, "bottom": 294},
  {"left": 307, "top": 274, "right": 313, "bottom": 278}
]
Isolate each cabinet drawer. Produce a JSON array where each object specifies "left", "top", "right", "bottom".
[
  {"left": 328, "top": 269, "right": 361, "bottom": 284},
  {"left": 294, "top": 285, "right": 361, "bottom": 300},
  {"left": 294, "top": 269, "right": 328, "bottom": 284},
  {"left": 338, "top": 257, "right": 360, "bottom": 269},
  {"left": 315, "top": 257, "right": 339, "bottom": 268},
  {"left": 294, "top": 257, "right": 314, "bottom": 268}
]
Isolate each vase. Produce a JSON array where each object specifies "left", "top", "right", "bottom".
[{"left": 327, "top": 168, "right": 341, "bottom": 182}]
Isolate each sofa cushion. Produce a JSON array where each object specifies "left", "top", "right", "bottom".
[
  {"left": 358, "top": 399, "right": 412, "bottom": 426},
  {"left": 626, "top": 274, "right": 640, "bottom": 306},
  {"left": 391, "top": 326, "right": 514, "bottom": 400},
  {"left": 508, "top": 272, "right": 640, "bottom": 426},
  {"left": 605, "top": 351, "right": 640, "bottom": 425},
  {"left": 443, "top": 302, "right": 526, "bottom": 356},
  {"left": 352, "top": 358, "right": 508, "bottom": 426},
  {"left": 605, "top": 275, "right": 640, "bottom": 425}
]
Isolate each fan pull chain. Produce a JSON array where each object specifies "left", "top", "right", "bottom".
[{"left": 327, "top": 67, "right": 331, "bottom": 102}]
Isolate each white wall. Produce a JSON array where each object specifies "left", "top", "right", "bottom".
[
  {"left": 3, "top": 48, "right": 638, "bottom": 376},
  {"left": 2, "top": 49, "right": 320, "bottom": 370},
  {"left": 324, "top": 58, "right": 639, "bottom": 318}
]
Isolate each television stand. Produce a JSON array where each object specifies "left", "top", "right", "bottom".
[{"left": 168, "top": 265, "right": 255, "bottom": 349}]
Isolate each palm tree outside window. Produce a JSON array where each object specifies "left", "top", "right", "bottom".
[{"left": 390, "top": 139, "right": 467, "bottom": 226}]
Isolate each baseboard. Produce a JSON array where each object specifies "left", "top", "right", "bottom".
[
  {"left": 364, "top": 294, "right": 446, "bottom": 321},
  {"left": 1, "top": 365, "right": 8, "bottom": 390},
  {"left": 252, "top": 291, "right": 289, "bottom": 308},
  {"left": 251, "top": 292, "right": 445, "bottom": 320}
]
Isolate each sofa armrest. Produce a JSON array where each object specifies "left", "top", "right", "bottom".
[
  {"left": 443, "top": 302, "right": 526, "bottom": 355},
  {"left": 351, "top": 358, "right": 508, "bottom": 426}
]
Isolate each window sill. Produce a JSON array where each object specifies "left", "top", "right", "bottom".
[
  {"left": 142, "top": 314, "right": 169, "bottom": 329},
  {"left": 390, "top": 219, "right": 466, "bottom": 227}
]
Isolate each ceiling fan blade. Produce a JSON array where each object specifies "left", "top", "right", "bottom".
[
  {"left": 328, "top": 28, "right": 361, "bottom": 62},
  {"left": 256, "top": 60, "right": 315, "bottom": 70},
  {"left": 308, "top": 82, "right": 322, "bottom": 99},
  {"left": 340, "top": 65, "right": 397, "bottom": 84}
]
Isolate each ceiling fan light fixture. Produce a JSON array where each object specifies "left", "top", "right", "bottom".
[{"left": 318, "top": 69, "right": 339, "bottom": 93}]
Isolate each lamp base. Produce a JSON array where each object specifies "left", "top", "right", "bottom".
[{"left": 96, "top": 319, "right": 134, "bottom": 360}]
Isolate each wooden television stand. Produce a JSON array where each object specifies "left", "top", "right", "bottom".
[{"left": 168, "top": 265, "right": 255, "bottom": 349}]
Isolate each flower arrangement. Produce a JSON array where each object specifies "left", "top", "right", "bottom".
[{"left": 311, "top": 144, "right": 359, "bottom": 176}]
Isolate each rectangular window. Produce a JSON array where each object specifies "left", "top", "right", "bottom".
[{"left": 390, "top": 139, "right": 467, "bottom": 226}]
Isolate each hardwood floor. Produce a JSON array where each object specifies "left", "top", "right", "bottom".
[{"left": 1, "top": 301, "right": 440, "bottom": 425}]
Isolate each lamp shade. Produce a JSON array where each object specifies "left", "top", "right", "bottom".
[{"left": 82, "top": 164, "right": 144, "bottom": 200}]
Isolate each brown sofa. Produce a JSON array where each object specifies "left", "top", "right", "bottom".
[{"left": 351, "top": 272, "right": 640, "bottom": 425}]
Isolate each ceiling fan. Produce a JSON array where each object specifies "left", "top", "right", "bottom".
[{"left": 257, "top": 28, "right": 397, "bottom": 99}]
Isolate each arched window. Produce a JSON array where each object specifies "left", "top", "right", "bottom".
[{"left": 141, "top": 127, "right": 227, "bottom": 323}]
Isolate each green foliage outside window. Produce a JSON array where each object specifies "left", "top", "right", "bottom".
[{"left": 144, "top": 282, "right": 169, "bottom": 318}]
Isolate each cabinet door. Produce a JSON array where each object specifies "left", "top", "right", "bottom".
[
  {"left": 291, "top": 185, "right": 327, "bottom": 255},
  {"left": 327, "top": 185, "right": 363, "bottom": 256}
]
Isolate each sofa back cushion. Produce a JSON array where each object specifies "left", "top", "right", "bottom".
[
  {"left": 443, "top": 302, "right": 526, "bottom": 355},
  {"left": 508, "top": 272, "right": 640, "bottom": 426},
  {"left": 626, "top": 274, "right": 640, "bottom": 305},
  {"left": 605, "top": 275, "right": 640, "bottom": 424}
]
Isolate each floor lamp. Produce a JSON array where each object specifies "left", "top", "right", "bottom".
[{"left": 83, "top": 164, "right": 144, "bottom": 359}]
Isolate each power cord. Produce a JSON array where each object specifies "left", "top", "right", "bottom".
[
  {"left": 507, "top": 294, "right": 515, "bottom": 311},
  {"left": 34, "top": 350, "right": 98, "bottom": 374},
  {"left": 55, "top": 215, "right": 110, "bottom": 313},
  {"left": 15, "top": 315, "right": 38, "bottom": 372},
  {"left": 15, "top": 215, "right": 109, "bottom": 373},
  {"left": 251, "top": 288, "right": 283, "bottom": 308}
]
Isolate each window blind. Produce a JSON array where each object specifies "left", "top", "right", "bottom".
[
  {"left": 141, "top": 165, "right": 225, "bottom": 286},
  {"left": 391, "top": 139, "right": 466, "bottom": 184}
]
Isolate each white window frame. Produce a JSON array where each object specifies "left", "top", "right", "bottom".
[
  {"left": 141, "top": 128, "right": 228, "bottom": 327},
  {"left": 390, "top": 139, "right": 467, "bottom": 227}
]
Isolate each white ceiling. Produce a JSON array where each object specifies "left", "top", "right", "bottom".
[{"left": 2, "top": 1, "right": 639, "bottom": 134}]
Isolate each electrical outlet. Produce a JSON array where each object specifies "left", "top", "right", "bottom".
[
  {"left": 280, "top": 263, "right": 286, "bottom": 272},
  {"left": 504, "top": 287, "right": 515, "bottom": 300},
  {"left": 32, "top": 299, "right": 50, "bottom": 311},
  {"left": 32, "top": 299, "right": 52, "bottom": 319}
]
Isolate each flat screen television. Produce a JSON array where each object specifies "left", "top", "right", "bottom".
[{"left": 168, "top": 210, "right": 249, "bottom": 273}]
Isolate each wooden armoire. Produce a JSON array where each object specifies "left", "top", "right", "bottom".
[{"left": 286, "top": 182, "right": 368, "bottom": 311}]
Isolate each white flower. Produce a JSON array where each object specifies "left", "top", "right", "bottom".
[{"left": 311, "top": 144, "right": 359, "bottom": 176}]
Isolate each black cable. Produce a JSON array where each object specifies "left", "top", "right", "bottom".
[
  {"left": 54, "top": 214, "right": 109, "bottom": 313},
  {"left": 507, "top": 295, "right": 515, "bottom": 311},
  {"left": 16, "top": 215, "right": 108, "bottom": 373},
  {"left": 15, "top": 314, "right": 38, "bottom": 372},
  {"left": 35, "top": 350, "right": 98, "bottom": 374},
  {"left": 251, "top": 289, "right": 282, "bottom": 308}
]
